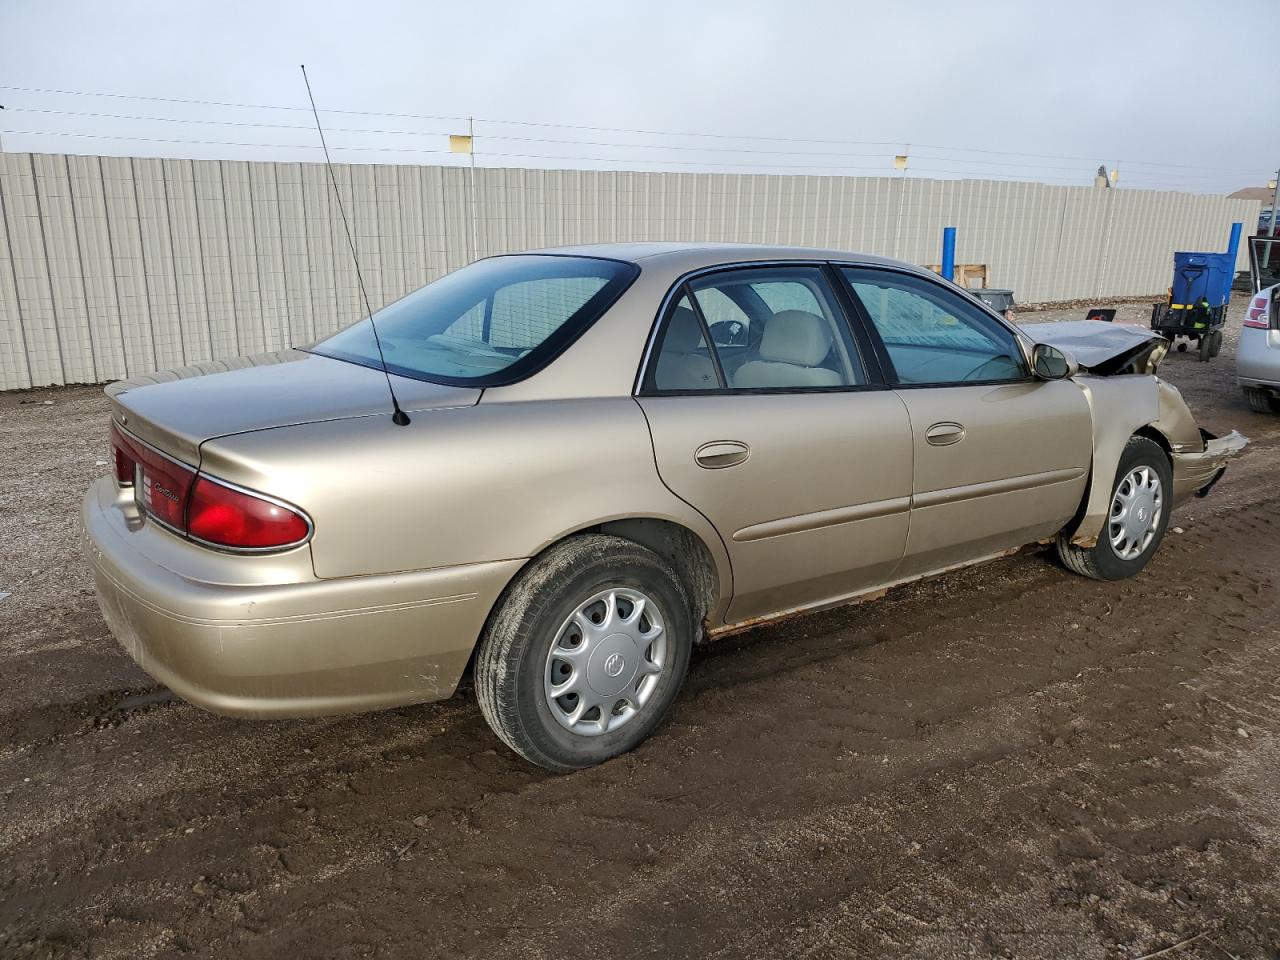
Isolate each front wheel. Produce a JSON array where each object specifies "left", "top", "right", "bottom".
[
  {"left": 475, "top": 534, "right": 694, "bottom": 771},
  {"left": 1056, "top": 436, "right": 1173, "bottom": 581}
]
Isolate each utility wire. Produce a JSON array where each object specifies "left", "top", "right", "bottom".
[
  {"left": 2, "top": 82, "right": 1264, "bottom": 177},
  {"left": 0, "top": 129, "right": 1237, "bottom": 189},
  {"left": 3, "top": 108, "right": 904, "bottom": 159}
]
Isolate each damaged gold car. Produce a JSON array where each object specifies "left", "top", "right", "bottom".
[{"left": 82, "top": 244, "right": 1246, "bottom": 770}]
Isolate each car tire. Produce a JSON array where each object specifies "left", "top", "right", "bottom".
[
  {"left": 475, "top": 534, "right": 694, "bottom": 772},
  {"left": 1056, "top": 436, "right": 1173, "bottom": 581},
  {"left": 1245, "top": 387, "right": 1280, "bottom": 414}
]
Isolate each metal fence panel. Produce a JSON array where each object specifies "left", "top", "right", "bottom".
[
  {"left": 0, "top": 151, "right": 1262, "bottom": 390},
  {"left": 1, "top": 153, "right": 62, "bottom": 386}
]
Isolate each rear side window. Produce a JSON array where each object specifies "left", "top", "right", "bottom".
[
  {"left": 649, "top": 295, "right": 722, "bottom": 392},
  {"left": 314, "top": 255, "right": 637, "bottom": 386},
  {"left": 644, "top": 266, "right": 866, "bottom": 393}
]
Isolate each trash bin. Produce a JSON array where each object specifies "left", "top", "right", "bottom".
[{"left": 971, "top": 288, "right": 1015, "bottom": 315}]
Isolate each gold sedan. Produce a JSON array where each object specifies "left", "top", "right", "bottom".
[{"left": 83, "top": 244, "right": 1246, "bottom": 770}]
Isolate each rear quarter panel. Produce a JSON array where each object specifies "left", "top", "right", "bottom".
[
  {"left": 197, "top": 399, "right": 731, "bottom": 598},
  {"left": 1237, "top": 325, "right": 1280, "bottom": 387}
]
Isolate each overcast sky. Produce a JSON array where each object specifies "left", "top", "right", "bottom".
[{"left": 2, "top": 0, "right": 1277, "bottom": 194}]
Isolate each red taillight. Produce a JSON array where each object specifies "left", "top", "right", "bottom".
[
  {"left": 1244, "top": 293, "right": 1272, "bottom": 329},
  {"left": 112, "top": 443, "right": 134, "bottom": 485},
  {"left": 187, "top": 477, "right": 311, "bottom": 550},
  {"left": 108, "top": 422, "right": 309, "bottom": 551},
  {"left": 110, "top": 422, "right": 196, "bottom": 529}
]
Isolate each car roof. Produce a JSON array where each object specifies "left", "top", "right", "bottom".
[{"left": 529, "top": 241, "right": 926, "bottom": 276}]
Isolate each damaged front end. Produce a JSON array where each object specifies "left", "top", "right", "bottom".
[
  {"left": 1022, "top": 319, "right": 1170, "bottom": 376},
  {"left": 1022, "top": 319, "right": 1247, "bottom": 545},
  {"left": 1176, "top": 428, "right": 1249, "bottom": 500}
]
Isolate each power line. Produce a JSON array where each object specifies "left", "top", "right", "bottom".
[
  {"left": 8, "top": 106, "right": 455, "bottom": 138},
  {"left": 1, "top": 129, "right": 1243, "bottom": 192},
  {"left": 0, "top": 128, "right": 896, "bottom": 171},
  {"left": 0, "top": 130, "right": 1106, "bottom": 188},
  {"left": 0, "top": 83, "right": 467, "bottom": 123},
  {"left": 3, "top": 107, "right": 901, "bottom": 159},
  {"left": 4, "top": 81, "right": 1264, "bottom": 178},
  {"left": 0, "top": 128, "right": 450, "bottom": 156}
]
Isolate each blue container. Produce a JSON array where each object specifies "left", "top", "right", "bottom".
[{"left": 1171, "top": 251, "right": 1234, "bottom": 309}]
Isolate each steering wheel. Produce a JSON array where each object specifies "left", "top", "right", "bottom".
[
  {"left": 963, "top": 355, "right": 1015, "bottom": 381},
  {"left": 707, "top": 320, "right": 748, "bottom": 347}
]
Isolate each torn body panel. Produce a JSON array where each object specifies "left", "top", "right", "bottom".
[
  {"left": 1021, "top": 322, "right": 1245, "bottom": 545},
  {"left": 1066, "top": 375, "right": 1248, "bottom": 546},
  {"left": 1067, "top": 376, "right": 1161, "bottom": 546},
  {"left": 1148, "top": 379, "right": 1247, "bottom": 504},
  {"left": 1171, "top": 429, "right": 1248, "bottom": 503}
]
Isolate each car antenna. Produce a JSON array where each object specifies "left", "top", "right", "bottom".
[{"left": 300, "top": 64, "right": 410, "bottom": 426}]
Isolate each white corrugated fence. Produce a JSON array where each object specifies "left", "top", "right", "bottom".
[{"left": 0, "top": 151, "right": 1260, "bottom": 390}]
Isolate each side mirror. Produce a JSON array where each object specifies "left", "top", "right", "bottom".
[{"left": 1031, "top": 343, "right": 1078, "bottom": 380}]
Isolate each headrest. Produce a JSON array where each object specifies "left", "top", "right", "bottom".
[
  {"left": 664, "top": 306, "right": 705, "bottom": 353},
  {"left": 758, "top": 311, "right": 832, "bottom": 366}
]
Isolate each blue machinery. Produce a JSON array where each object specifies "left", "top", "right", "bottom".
[{"left": 1150, "top": 221, "right": 1244, "bottom": 361}]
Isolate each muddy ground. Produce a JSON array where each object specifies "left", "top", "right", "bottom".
[{"left": 2, "top": 300, "right": 1280, "bottom": 959}]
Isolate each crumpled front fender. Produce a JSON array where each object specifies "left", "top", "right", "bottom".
[
  {"left": 1067, "top": 376, "right": 1159, "bottom": 546},
  {"left": 1068, "top": 375, "right": 1248, "bottom": 546}
]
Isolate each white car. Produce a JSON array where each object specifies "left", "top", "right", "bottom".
[{"left": 1238, "top": 236, "right": 1280, "bottom": 413}]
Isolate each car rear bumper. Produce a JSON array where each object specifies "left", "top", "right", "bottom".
[
  {"left": 1170, "top": 429, "right": 1248, "bottom": 504},
  {"left": 1236, "top": 327, "right": 1280, "bottom": 390},
  {"left": 82, "top": 478, "right": 524, "bottom": 718}
]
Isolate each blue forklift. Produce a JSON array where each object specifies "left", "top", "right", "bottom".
[{"left": 1150, "top": 240, "right": 1238, "bottom": 362}]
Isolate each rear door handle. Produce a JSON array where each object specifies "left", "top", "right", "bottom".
[
  {"left": 695, "top": 440, "right": 750, "bottom": 469},
  {"left": 925, "top": 421, "right": 966, "bottom": 446}
]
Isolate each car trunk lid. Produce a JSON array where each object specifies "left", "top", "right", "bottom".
[{"left": 107, "top": 350, "right": 481, "bottom": 464}]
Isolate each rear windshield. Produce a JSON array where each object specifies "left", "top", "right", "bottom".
[{"left": 313, "top": 255, "right": 638, "bottom": 386}]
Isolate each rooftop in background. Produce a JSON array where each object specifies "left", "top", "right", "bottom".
[{"left": 1228, "top": 187, "right": 1275, "bottom": 203}]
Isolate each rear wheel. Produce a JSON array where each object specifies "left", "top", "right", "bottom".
[
  {"left": 1245, "top": 387, "right": 1280, "bottom": 414},
  {"left": 1198, "top": 334, "right": 1212, "bottom": 361},
  {"left": 1209, "top": 329, "right": 1223, "bottom": 358},
  {"left": 475, "top": 534, "right": 694, "bottom": 772},
  {"left": 1057, "top": 436, "right": 1172, "bottom": 581}
]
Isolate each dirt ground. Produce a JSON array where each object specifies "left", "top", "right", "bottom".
[{"left": 3, "top": 300, "right": 1280, "bottom": 960}]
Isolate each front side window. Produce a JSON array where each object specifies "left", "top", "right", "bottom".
[
  {"left": 314, "top": 255, "right": 637, "bottom": 386},
  {"left": 841, "top": 268, "right": 1027, "bottom": 385},
  {"left": 645, "top": 266, "right": 866, "bottom": 393}
]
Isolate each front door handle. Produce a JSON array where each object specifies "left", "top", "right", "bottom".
[
  {"left": 695, "top": 440, "right": 750, "bottom": 469},
  {"left": 925, "top": 421, "right": 966, "bottom": 446}
]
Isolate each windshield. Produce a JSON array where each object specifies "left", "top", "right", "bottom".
[{"left": 313, "top": 255, "right": 638, "bottom": 386}]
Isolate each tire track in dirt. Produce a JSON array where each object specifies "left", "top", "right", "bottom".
[
  {"left": 6, "top": 339, "right": 1280, "bottom": 959},
  {"left": 6, "top": 492, "right": 1280, "bottom": 959},
  {"left": 486, "top": 498, "right": 1280, "bottom": 960}
]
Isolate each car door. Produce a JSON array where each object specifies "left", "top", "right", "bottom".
[
  {"left": 838, "top": 265, "right": 1093, "bottom": 579},
  {"left": 637, "top": 263, "right": 913, "bottom": 624}
]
